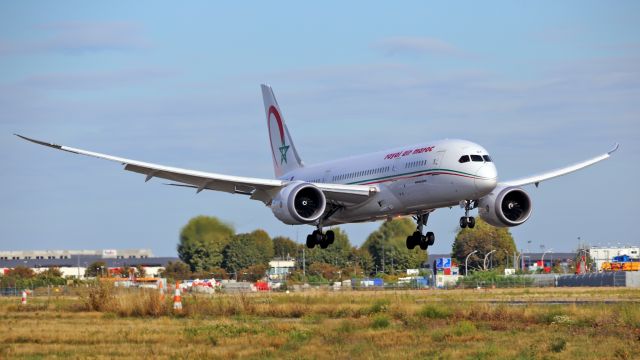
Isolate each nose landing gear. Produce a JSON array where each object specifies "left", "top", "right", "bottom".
[{"left": 406, "top": 212, "right": 435, "bottom": 250}]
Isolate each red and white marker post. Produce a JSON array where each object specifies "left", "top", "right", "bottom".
[{"left": 173, "top": 282, "right": 182, "bottom": 311}]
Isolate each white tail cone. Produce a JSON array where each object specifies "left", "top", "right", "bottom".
[{"left": 21, "top": 290, "right": 27, "bottom": 305}]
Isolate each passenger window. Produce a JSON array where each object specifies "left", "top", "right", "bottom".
[
  {"left": 483, "top": 155, "right": 492, "bottom": 162},
  {"left": 470, "top": 155, "right": 483, "bottom": 162},
  {"left": 459, "top": 155, "right": 470, "bottom": 163}
]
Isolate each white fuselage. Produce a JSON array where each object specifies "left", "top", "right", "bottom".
[{"left": 280, "top": 139, "right": 498, "bottom": 225}]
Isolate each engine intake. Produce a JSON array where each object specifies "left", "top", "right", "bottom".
[
  {"left": 478, "top": 187, "right": 532, "bottom": 227},
  {"left": 271, "top": 182, "right": 327, "bottom": 225}
]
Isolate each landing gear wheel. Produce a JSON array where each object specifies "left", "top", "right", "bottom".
[
  {"left": 409, "top": 213, "right": 436, "bottom": 250},
  {"left": 306, "top": 234, "right": 316, "bottom": 249},
  {"left": 460, "top": 217, "right": 468, "bottom": 229},
  {"left": 426, "top": 232, "right": 435, "bottom": 246},
  {"left": 467, "top": 217, "right": 476, "bottom": 229},
  {"left": 406, "top": 232, "right": 421, "bottom": 250},
  {"left": 326, "top": 230, "right": 335, "bottom": 244},
  {"left": 406, "top": 236, "right": 416, "bottom": 250}
]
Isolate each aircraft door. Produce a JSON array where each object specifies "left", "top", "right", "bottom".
[{"left": 432, "top": 150, "right": 446, "bottom": 167}]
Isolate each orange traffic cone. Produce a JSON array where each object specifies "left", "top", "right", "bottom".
[
  {"left": 21, "top": 290, "right": 27, "bottom": 305},
  {"left": 173, "top": 282, "right": 182, "bottom": 311}
]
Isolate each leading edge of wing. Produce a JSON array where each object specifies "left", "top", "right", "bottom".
[
  {"left": 15, "top": 134, "right": 285, "bottom": 188},
  {"left": 15, "top": 134, "right": 377, "bottom": 203},
  {"left": 500, "top": 143, "right": 619, "bottom": 188}
]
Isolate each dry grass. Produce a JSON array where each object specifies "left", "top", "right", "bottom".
[{"left": 0, "top": 287, "right": 638, "bottom": 359}]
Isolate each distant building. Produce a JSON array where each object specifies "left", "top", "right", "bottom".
[
  {"left": 268, "top": 260, "right": 295, "bottom": 281},
  {"left": 0, "top": 248, "right": 177, "bottom": 279},
  {"left": 0, "top": 248, "right": 153, "bottom": 260},
  {"left": 589, "top": 246, "right": 640, "bottom": 272}
]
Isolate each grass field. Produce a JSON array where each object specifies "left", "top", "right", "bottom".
[{"left": 1, "top": 287, "right": 639, "bottom": 359}]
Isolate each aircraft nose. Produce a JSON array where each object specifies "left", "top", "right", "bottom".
[{"left": 474, "top": 163, "right": 497, "bottom": 194}]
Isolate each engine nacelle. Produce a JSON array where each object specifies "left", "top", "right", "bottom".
[
  {"left": 271, "top": 182, "right": 327, "bottom": 225},
  {"left": 478, "top": 186, "right": 532, "bottom": 227}
]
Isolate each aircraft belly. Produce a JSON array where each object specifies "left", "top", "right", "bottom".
[{"left": 328, "top": 174, "right": 477, "bottom": 224}]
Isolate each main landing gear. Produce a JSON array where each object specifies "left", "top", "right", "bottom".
[
  {"left": 406, "top": 213, "right": 435, "bottom": 250},
  {"left": 460, "top": 200, "right": 476, "bottom": 229},
  {"left": 306, "top": 227, "right": 335, "bottom": 249}
]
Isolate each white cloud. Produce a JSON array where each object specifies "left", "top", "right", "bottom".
[
  {"left": 0, "top": 21, "right": 151, "bottom": 56},
  {"left": 372, "top": 36, "right": 462, "bottom": 57},
  {"left": 16, "top": 68, "right": 175, "bottom": 91}
]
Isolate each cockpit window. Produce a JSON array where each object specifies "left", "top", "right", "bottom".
[
  {"left": 458, "top": 155, "right": 470, "bottom": 163},
  {"left": 483, "top": 155, "right": 492, "bottom": 162},
  {"left": 470, "top": 155, "right": 483, "bottom": 162}
]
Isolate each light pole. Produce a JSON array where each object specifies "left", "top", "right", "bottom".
[
  {"left": 465, "top": 250, "right": 478, "bottom": 275},
  {"left": 515, "top": 252, "right": 523, "bottom": 271},
  {"left": 502, "top": 249, "right": 510, "bottom": 269},
  {"left": 483, "top": 250, "right": 496, "bottom": 271}
]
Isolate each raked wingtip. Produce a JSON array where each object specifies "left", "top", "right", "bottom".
[{"left": 608, "top": 143, "right": 620, "bottom": 155}]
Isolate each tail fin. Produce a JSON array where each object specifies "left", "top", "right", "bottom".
[{"left": 261, "top": 84, "right": 303, "bottom": 178}]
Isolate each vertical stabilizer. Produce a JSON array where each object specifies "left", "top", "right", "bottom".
[{"left": 261, "top": 84, "right": 303, "bottom": 178}]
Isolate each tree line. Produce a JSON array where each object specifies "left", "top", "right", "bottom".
[{"left": 165, "top": 215, "right": 519, "bottom": 282}]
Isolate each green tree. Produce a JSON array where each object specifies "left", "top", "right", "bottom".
[
  {"left": 160, "top": 260, "right": 191, "bottom": 280},
  {"left": 362, "top": 218, "right": 427, "bottom": 273},
  {"left": 38, "top": 267, "right": 63, "bottom": 278},
  {"left": 250, "top": 229, "right": 275, "bottom": 261},
  {"left": 7, "top": 266, "right": 35, "bottom": 279},
  {"left": 135, "top": 265, "right": 147, "bottom": 278},
  {"left": 350, "top": 247, "right": 374, "bottom": 276},
  {"left": 308, "top": 262, "right": 340, "bottom": 281},
  {"left": 85, "top": 261, "right": 107, "bottom": 278},
  {"left": 178, "top": 216, "right": 235, "bottom": 271},
  {"left": 221, "top": 232, "right": 272, "bottom": 275},
  {"left": 273, "top": 236, "right": 300, "bottom": 260},
  {"left": 451, "top": 218, "right": 517, "bottom": 273},
  {"left": 305, "top": 227, "right": 352, "bottom": 268},
  {"left": 238, "top": 264, "right": 268, "bottom": 282}
]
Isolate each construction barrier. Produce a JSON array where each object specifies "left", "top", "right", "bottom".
[{"left": 173, "top": 283, "right": 182, "bottom": 311}]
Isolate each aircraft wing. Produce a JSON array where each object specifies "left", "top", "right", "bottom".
[
  {"left": 15, "top": 134, "right": 377, "bottom": 205},
  {"left": 500, "top": 144, "right": 619, "bottom": 188}
]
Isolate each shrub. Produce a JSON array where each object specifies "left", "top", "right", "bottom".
[
  {"left": 371, "top": 315, "right": 390, "bottom": 329},
  {"left": 549, "top": 338, "right": 567, "bottom": 353},
  {"left": 367, "top": 299, "right": 389, "bottom": 314},
  {"left": 418, "top": 304, "right": 452, "bottom": 319},
  {"left": 452, "top": 320, "right": 476, "bottom": 336}
]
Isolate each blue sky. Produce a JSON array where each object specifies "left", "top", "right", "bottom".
[{"left": 1, "top": 1, "right": 639, "bottom": 256}]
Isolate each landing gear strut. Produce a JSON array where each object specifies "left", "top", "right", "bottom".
[
  {"left": 459, "top": 200, "right": 476, "bottom": 229},
  {"left": 406, "top": 212, "right": 435, "bottom": 250},
  {"left": 306, "top": 227, "right": 334, "bottom": 249}
]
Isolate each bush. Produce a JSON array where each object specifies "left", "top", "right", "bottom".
[
  {"left": 549, "top": 338, "right": 567, "bottom": 353},
  {"left": 81, "top": 282, "right": 168, "bottom": 316},
  {"left": 367, "top": 299, "right": 389, "bottom": 314},
  {"left": 371, "top": 315, "right": 390, "bottom": 329},
  {"left": 452, "top": 320, "right": 476, "bottom": 336},
  {"left": 457, "top": 270, "right": 534, "bottom": 288},
  {"left": 418, "top": 304, "right": 452, "bottom": 319}
]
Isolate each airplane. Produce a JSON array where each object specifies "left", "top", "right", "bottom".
[{"left": 16, "top": 84, "right": 618, "bottom": 251}]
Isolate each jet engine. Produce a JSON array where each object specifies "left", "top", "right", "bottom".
[
  {"left": 271, "top": 182, "right": 327, "bottom": 225},
  {"left": 478, "top": 186, "right": 532, "bottom": 227}
]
